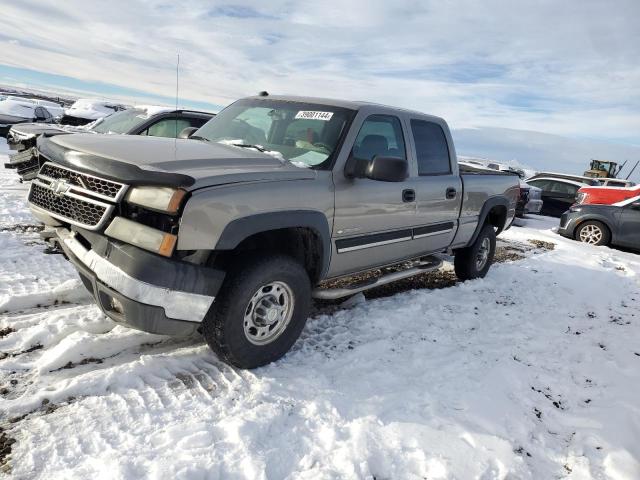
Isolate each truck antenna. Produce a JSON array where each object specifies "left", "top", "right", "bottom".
[{"left": 175, "top": 54, "right": 180, "bottom": 135}]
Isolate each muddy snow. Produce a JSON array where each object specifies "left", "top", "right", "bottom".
[{"left": 1, "top": 138, "right": 639, "bottom": 479}]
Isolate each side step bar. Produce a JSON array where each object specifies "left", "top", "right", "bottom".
[{"left": 312, "top": 256, "right": 443, "bottom": 300}]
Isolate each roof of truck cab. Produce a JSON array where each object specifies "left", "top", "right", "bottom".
[{"left": 244, "top": 94, "right": 444, "bottom": 120}]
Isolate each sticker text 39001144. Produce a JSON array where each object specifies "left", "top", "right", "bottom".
[{"left": 295, "top": 111, "right": 334, "bottom": 121}]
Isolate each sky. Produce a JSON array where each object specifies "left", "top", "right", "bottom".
[{"left": 1, "top": 0, "right": 639, "bottom": 174}]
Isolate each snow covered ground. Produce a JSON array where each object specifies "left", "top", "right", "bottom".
[{"left": 1, "top": 138, "right": 639, "bottom": 479}]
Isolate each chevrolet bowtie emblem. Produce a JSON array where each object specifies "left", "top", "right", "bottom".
[{"left": 51, "top": 179, "right": 71, "bottom": 197}]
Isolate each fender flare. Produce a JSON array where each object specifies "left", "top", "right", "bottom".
[
  {"left": 215, "top": 210, "right": 332, "bottom": 278},
  {"left": 467, "top": 196, "right": 510, "bottom": 247}
]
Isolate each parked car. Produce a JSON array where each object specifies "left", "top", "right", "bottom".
[
  {"left": 0, "top": 98, "right": 61, "bottom": 137},
  {"left": 28, "top": 94, "right": 519, "bottom": 369},
  {"left": 528, "top": 172, "right": 603, "bottom": 185},
  {"left": 3, "top": 96, "right": 66, "bottom": 118},
  {"left": 516, "top": 180, "right": 543, "bottom": 216},
  {"left": 575, "top": 184, "right": 640, "bottom": 207},
  {"left": 525, "top": 175, "right": 600, "bottom": 217},
  {"left": 597, "top": 178, "right": 635, "bottom": 188},
  {"left": 60, "top": 98, "right": 129, "bottom": 126},
  {"left": 558, "top": 199, "right": 640, "bottom": 249},
  {"left": 486, "top": 162, "right": 525, "bottom": 178},
  {"left": 5, "top": 106, "right": 215, "bottom": 180}
]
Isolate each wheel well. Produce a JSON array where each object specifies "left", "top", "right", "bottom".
[
  {"left": 485, "top": 205, "right": 507, "bottom": 233},
  {"left": 210, "top": 228, "right": 325, "bottom": 283}
]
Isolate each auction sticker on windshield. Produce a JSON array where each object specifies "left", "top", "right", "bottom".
[{"left": 295, "top": 111, "right": 334, "bottom": 121}]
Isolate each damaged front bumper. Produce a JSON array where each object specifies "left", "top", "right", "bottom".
[
  {"left": 4, "top": 147, "right": 39, "bottom": 180},
  {"left": 52, "top": 227, "right": 224, "bottom": 336}
]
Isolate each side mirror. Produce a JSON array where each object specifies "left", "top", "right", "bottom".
[
  {"left": 365, "top": 156, "right": 408, "bottom": 182},
  {"left": 179, "top": 127, "right": 198, "bottom": 139}
]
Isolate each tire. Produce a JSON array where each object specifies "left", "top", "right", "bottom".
[
  {"left": 575, "top": 221, "right": 610, "bottom": 246},
  {"left": 201, "top": 254, "right": 311, "bottom": 369},
  {"left": 454, "top": 224, "right": 496, "bottom": 281}
]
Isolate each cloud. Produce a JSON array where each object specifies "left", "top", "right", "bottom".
[{"left": 0, "top": 0, "right": 638, "bottom": 143}]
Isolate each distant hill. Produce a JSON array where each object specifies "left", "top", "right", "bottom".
[{"left": 452, "top": 127, "right": 640, "bottom": 182}]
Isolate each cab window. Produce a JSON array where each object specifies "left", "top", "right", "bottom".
[
  {"left": 352, "top": 115, "right": 406, "bottom": 161},
  {"left": 411, "top": 119, "right": 451, "bottom": 175}
]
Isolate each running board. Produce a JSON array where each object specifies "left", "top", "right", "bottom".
[{"left": 312, "top": 256, "right": 443, "bottom": 300}]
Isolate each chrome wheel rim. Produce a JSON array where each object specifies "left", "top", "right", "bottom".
[
  {"left": 243, "top": 281, "right": 295, "bottom": 345},
  {"left": 476, "top": 237, "right": 491, "bottom": 270},
  {"left": 579, "top": 224, "right": 603, "bottom": 244}
]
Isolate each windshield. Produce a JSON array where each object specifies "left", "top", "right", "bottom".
[
  {"left": 91, "top": 108, "right": 150, "bottom": 134},
  {"left": 194, "top": 99, "right": 354, "bottom": 169}
]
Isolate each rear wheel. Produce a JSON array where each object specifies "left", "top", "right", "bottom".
[
  {"left": 454, "top": 224, "right": 496, "bottom": 281},
  {"left": 576, "top": 221, "right": 610, "bottom": 246},
  {"left": 201, "top": 254, "right": 311, "bottom": 369}
]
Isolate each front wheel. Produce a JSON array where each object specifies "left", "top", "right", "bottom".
[
  {"left": 201, "top": 254, "right": 311, "bottom": 369},
  {"left": 454, "top": 224, "right": 496, "bottom": 281},
  {"left": 576, "top": 221, "right": 610, "bottom": 246}
]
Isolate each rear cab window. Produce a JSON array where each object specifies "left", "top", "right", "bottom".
[{"left": 410, "top": 119, "right": 451, "bottom": 175}]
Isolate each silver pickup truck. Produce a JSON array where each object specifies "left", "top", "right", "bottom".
[{"left": 27, "top": 95, "right": 519, "bottom": 368}]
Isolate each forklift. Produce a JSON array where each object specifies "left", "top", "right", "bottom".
[
  {"left": 584, "top": 159, "right": 621, "bottom": 178},
  {"left": 584, "top": 159, "right": 640, "bottom": 178}
]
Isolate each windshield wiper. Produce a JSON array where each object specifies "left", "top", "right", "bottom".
[
  {"left": 190, "top": 135, "right": 210, "bottom": 142},
  {"left": 230, "top": 143, "right": 267, "bottom": 153}
]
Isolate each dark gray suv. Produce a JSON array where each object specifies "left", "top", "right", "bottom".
[{"left": 558, "top": 201, "right": 640, "bottom": 249}]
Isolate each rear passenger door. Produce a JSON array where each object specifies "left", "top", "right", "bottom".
[{"left": 408, "top": 119, "right": 462, "bottom": 252}]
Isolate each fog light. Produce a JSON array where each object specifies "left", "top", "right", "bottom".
[
  {"left": 105, "top": 217, "right": 177, "bottom": 257},
  {"left": 109, "top": 296, "right": 125, "bottom": 314}
]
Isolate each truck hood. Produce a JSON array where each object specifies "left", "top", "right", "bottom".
[{"left": 37, "top": 134, "right": 316, "bottom": 190}]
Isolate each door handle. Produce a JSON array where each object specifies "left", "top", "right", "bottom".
[
  {"left": 402, "top": 189, "right": 416, "bottom": 203},
  {"left": 446, "top": 187, "right": 457, "bottom": 199}
]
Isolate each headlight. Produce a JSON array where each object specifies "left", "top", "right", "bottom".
[
  {"left": 575, "top": 192, "right": 586, "bottom": 204},
  {"left": 125, "top": 186, "right": 186, "bottom": 214},
  {"left": 105, "top": 217, "right": 177, "bottom": 257}
]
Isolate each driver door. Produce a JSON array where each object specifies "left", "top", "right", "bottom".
[{"left": 330, "top": 114, "right": 419, "bottom": 277}]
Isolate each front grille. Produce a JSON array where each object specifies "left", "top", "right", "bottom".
[
  {"left": 39, "top": 163, "right": 125, "bottom": 201},
  {"left": 28, "top": 161, "right": 125, "bottom": 230},
  {"left": 29, "top": 183, "right": 109, "bottom": 227}
]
